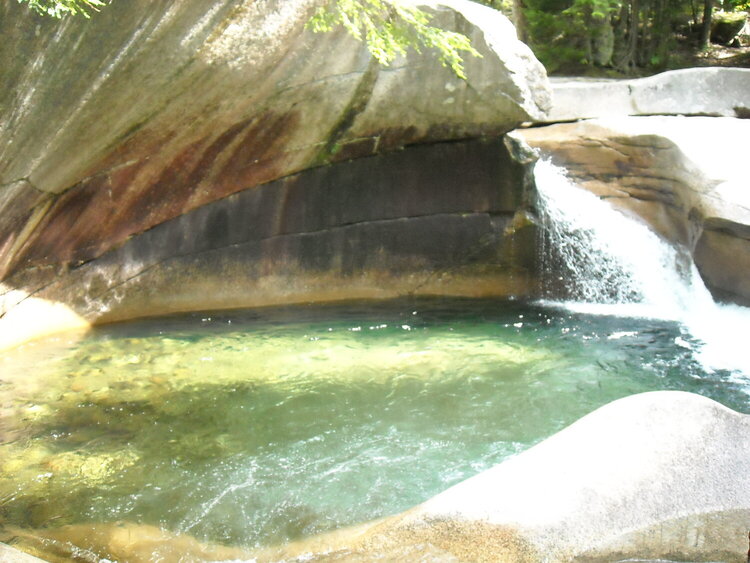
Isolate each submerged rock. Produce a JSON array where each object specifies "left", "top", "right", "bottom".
[
  {"left": 43, "top": 449, "right": 140, "bottom": 485},
  {"left": 2, "top": 522, "right": 255, "bottom": 563},
  {"left": 0, "top": 543, "right": 46, "bottom": 563}
]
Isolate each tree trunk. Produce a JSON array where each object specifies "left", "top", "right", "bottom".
[
  {"left": 617, "top": 0, "right": 639, "bottom": 70},
  {"left": 512, "top": 0, "right": 529, "bottom": 43},
  {"left": 637, "top": 0, "right": 652, "bottom": 65},
  {"left": 612, "top": 1, "right": 629, "bottom": 66},
  {"left": 649, "top": 0, "right": 670, "bottom": 67},
  {"left": 690, "top": 0, "right": 698, "bottom": 29},
  {"left": 592, "top": 14, "right": 615, "bottom": 66},
  {"left": 700, "top": 0, "right": 712, "bottom": 49}
]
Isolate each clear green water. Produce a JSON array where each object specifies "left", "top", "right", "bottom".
[{"left": 0, "top": 298, "right": 747, "bottom": 553}]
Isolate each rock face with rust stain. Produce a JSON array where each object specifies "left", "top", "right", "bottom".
[
  {"left": 21, "top": 137, "right": 540, "bottom": 328},
  {"left": 518, "top": 116, "right": 750, "bottom": 305},
  {"left": 0, "top": 0, "right": 551, "bottom": 345},
  {"left": 0, "top": 0, "right": 550, "bottom": 341}
]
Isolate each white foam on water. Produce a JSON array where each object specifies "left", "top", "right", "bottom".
[{"left": 534, "top": 159, "right": 750, "bottom": 378}]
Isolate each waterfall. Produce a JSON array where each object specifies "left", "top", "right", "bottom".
[{"left": 534, "top": 159, "right": 750, "bottom": 379}]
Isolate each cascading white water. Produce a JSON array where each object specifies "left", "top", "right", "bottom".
[{"left": 534, "top": 159, "right": 750, "bottom": 379}]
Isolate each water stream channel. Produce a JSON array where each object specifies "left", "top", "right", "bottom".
[{"left": 0, "top": 162, "right": 748, "bottom": 560}]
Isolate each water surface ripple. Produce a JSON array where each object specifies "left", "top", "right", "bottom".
[{"left": 0, "top": 298, "right": 746, "bottom": 552}]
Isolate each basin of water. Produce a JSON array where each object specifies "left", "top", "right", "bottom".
[
  {"left": 2, "top": 160, "right": 749, "bottom": 560},
  {"left": 1, "top": 297, "right": 748, "bottom": 559}
]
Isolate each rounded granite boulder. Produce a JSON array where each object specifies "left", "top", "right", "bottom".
[{"left": 253, "top": 391, "right": 750, "bottom": 561}]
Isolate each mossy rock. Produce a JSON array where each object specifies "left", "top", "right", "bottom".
[{"left": 711, "top": 11, "right": 748, "bottom": 45}]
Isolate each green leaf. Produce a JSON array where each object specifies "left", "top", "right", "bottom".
[
  {"left": 17, "top": 0, "right": 109, "bottom": 18},
  {"left": 306, "top": 0, "right": 481, "bottom": 80}
]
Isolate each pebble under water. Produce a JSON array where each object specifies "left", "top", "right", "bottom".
[{"left": 0, "top": 297, "right": 748, "bottom": 558}]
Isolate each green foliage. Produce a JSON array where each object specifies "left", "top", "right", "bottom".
[
  {"left": 523, "top": 7, "right": 577, "bottom": 70},
  {"left": 514, "top": 0, "right": 749, "bottom": 74},
  {"left": 307, "top": 0, "right": 481, "bottom": 79},
  {"left": 16, "top": 0, "right": 108, "bottom": 18},
  {"left": 565, "top": 0, "right": 620, "bottom": 20},
  {"left": 719, "top": 0, "right": 750, "bottom": 12},
  {"left": 714, "top": 9, "right": 748, "bottom": 21},
  {"left": 519, "top": 0, "right": 622, "bottom": 70}
]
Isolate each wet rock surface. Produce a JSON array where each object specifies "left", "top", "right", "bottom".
[
  {"left": 0, "top": 137, "right": 539, "bottom": 334},
  {"left": 519, "top": 116, "right": 750, "bottom": 305},
  {"left": 0, "top": 542, "right": 46, "bottom": 563}
]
